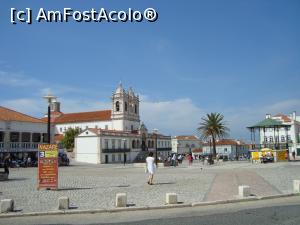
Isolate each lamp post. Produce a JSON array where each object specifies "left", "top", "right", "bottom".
[
  {"left": 122, "top": 139, "right": 126, "bottom": 166},
  {"left": 43, "top": 94, "right": 56, "bottom": 144},
  {"left": 153, "top": 129, "right": 158, "bottom": 165}
]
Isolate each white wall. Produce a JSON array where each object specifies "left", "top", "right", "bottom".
[
  {"left": 55, "top": 120, "right": 112, "bottom": 134},
  {"left": 76, "top": 136, "right": 100, "bottom": 164}
]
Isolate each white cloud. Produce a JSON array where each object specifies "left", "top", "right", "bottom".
[
  {"left": 141, "top": 98, "right": 204, "bottom": 136},
  {"left": 0, "top": 98, "right": 44, "bottom": 116}
]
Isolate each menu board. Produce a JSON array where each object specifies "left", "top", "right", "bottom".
[{"left": 38, "top": 144, "right": 58, "bottom": 190}]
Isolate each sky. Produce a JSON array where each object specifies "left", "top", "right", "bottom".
[{"left": 0, "top": 0, "right": 300, "bottom": 140}]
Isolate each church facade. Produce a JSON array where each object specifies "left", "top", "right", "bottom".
[{"left": 48, "top": 83, "right": 172, "bottom": 164}]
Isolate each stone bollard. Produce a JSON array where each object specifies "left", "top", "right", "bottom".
[
  {"left": 115, "top": 193, "right": 127, "bottom": 207},
  {"left": 166, "top": 193, "right": 178, "bottom": 204},
  {"left": 238, "top": 185, "right": 251, "bottom": 198},
  {"left": 0, "top": 199, "right": 14, "bottom": 213},
  {"left": 58, "top": 196, "right": 69, "bottom": 210},
  {"left": 293, "top": 180, "right": 300, "bottom": 193}
]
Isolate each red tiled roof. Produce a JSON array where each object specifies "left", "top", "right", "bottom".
[
  {"left": 203, "top": 139, "right": 242, "bottom": 146},
  {"left": 0, "top": 106, "right": 46, "bottom": 123},
  {"left": 274, "top": 113, "right": 291, "bottom": 122},
  {"left": 175, "top": 135, "right": 199, "bottom": 140},
  {"left": 192, "top": 148, "right": 203, "bottom": 153},
  {"left": 52, "top": 110, "right": 111, "bottom": 124},
  {"left": 86, "top": 128, "right": 140, "bottom": 137},
  {"left": 54, "top": 134, "right": 64, "bottom": 142}
]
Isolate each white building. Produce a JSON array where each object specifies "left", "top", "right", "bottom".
[
  {"left": 0, "top": 106, "right": 47, "bottom": 163},
  {"left": 203, "top": 139, "right": 249, "bottom": 160},
  {"left": 171, "top": 135, "right": 202, "bottom": 154},
  {"left": 251, "top": 112, "right": 300, "bottom": 156},
  {"left": 48, "top": 84, "right": 172, "bottom": 164},
  {"left": 48, "top": 84, "right": 140, "bottom": 134}
]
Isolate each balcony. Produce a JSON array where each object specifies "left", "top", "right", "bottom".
[
  {"left": 0, "top": 142, "right": 45, "bottom": 152},
  {"left": 102, "top": 148, "right": 131, "bottom": 153},
  {"left": 250, "top": 143, "right": 292, "bottom": 150},
  {"left": 157, "top": 147, "right": 172, "bottom": 151}
]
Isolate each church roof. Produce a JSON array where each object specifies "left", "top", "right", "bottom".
[
  {"left": 175, "top": 135, "right": 199, "bottom": 140},
  {"left": 0, "top": 106, "right": 46, "bottom": 124},
  {"left": 52, "top": 110, "right": 112, "bottom": 124}
]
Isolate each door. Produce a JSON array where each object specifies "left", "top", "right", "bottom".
[{"left": 105, "top": 155, "right": 108, "bottom": 164}]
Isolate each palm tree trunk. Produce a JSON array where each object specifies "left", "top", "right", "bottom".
[{"left": 212, "top": 135, "right": 216, "bottom": 158}]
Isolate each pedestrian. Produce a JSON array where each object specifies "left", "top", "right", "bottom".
[
  {"left": 146, "top": 152, "right": 156, "bottom": 185},
  {"left": 188, "top": 154, "right": 193, "bottom": 166},
  {"left": 3, "top": 154, "right": 10, "bottom": 175},
  {"left": 171, "top": 153, "right": 177, "bottom": 167},
  {"left": 292, "top": 149, "right": 296, "bottom": 161}
]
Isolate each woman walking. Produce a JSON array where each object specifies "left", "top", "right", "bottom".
[{"left": 146, "top": 152, "right": 156, "bottom": 185}]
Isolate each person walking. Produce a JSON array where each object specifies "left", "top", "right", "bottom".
[
  {"left": 171, "top": 153, "right": 177, "bottom": 167},
  {"left": 146, "top": 152, "right": 156, "bottom": 185},
  {"left": 3, "top": 154, "right": 10, "bottom": 175}
]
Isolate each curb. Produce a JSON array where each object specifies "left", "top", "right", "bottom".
[{"left": 0, "top": 193, "right": 299, "bottom": 218}]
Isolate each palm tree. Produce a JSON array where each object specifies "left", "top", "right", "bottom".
[{"left": 198, "top": 113, "right": 229, "bottom": 158}]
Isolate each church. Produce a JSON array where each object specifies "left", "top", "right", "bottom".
[{"left": 49, "top": 83, "right": 172, "bottom": 164}]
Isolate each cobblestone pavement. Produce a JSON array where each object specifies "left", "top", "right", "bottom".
[{"left": 0, "top": 160, "right": 300, "bottom": 213}]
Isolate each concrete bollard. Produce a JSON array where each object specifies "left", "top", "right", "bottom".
[
  {"left": 166, "top": 193, "right": 178, "bottom": 204},
  {"left": 115, "top": 193, "right": 127, "bottom": 207},
  {"left": 0, "top": 199, "right": 14, "bottom": 213},
  {"left": 58, "top": 196, "right": 69, "bottom": 210},
  {"left": 238, "top": 185, "right": 251, "bottom": 198},
  {"left": 293, "top": 180, "right": 300, "bottom": 193}
]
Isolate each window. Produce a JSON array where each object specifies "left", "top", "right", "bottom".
[
  {"left": 118, "top": 140, "right": 121, "bottom": 149},
  {"left": 281, "top": 136, "right": 286, "bottom": 142},
  {"left": 104, "top": 139, "right": 109, "bottom": 149},
  {"left": 137, "top": 140, "right": 140, "bottom": 148},
  {"left": 116, "top": 101, "right": 120, "bottom": 112},
  {"left": 85, "top": 126, "right": 88, "bottom": 129},
  {"left": 269, "top": 136, "right": 273, "bottom": 143},
  {"left": 125, "top": 102, "right": 128, "bottom": 111},
  {"left": 131, "top": 125, "right": 134, "bottom": 131},
  {"left": 123, "top": 140, "right": 127, "bottom": 149},
  {"left": 148, "top": 140, "right": 151, "bottom": 148},
  {"left": 105, "top": 125, "right": 108, "bottom": 130},
  {"left": 112, "top": 154, "right": 115, "bottom": 162},
  {"left": 224, "top": 148, "right": 227, "bottom": 152},
  {"left": 60, "top": 127, "right": 62, "bottom": 132},
  {"left": 132, "top": 140, "right": 136, "bottom": 148},
  {"left": 112, "top": 139, "right": 115, "bottom": 149},
  {"left": 264, "top": 136, "right": 268, "bottom": 143},
  {"left": 135, "top": 104, "right": 137, "bottom": 114},
  {"left": 288, "top": 135, "right": 291, "bottom": 141},
  {"left": 21, "top": 132, "right": 30, "bottom": 142},
  {"left": 118, "top": 154, "right": 122, "bottom": 161},
  {"left": 95, "top": 125, "right": 98, "bottom": 129}
]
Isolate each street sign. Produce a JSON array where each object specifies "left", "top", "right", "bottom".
[{"left": 37, "top": 144, "right": 58, "bottom": 190}]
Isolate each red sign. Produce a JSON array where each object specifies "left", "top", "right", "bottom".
[{"left": 38, "top": 144, "right": 58, "bottom": 190}]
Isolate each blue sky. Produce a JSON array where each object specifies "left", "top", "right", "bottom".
[{"left": 0, "top": 0, "right": 300, "bottom": 140}]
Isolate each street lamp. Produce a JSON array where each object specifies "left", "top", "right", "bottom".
[
  {"left": 122, "top": 138, "right": 126, "bottom": 166},
  {"left": 43, "top": 94, "right": 56, "bottom": 144},
  {"left": 153, "top": 129, "right": 158, "bottom": 165}
]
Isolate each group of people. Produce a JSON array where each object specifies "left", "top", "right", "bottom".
[{"left": 145, "top": 152, "right": 196, "bottom": 185}]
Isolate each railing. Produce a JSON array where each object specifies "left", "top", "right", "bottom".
[
  {"left": 102, "top": 148, "right": 131, "bottom": 153},
  {"left": 0, "top": 142, "right": 45, "bottom": 152},
  {"left": 157, "top": 147, "right": 172, "bottom": 151},
  {"left": 250, "top": 143, "right": 292, "bottom": 150}
]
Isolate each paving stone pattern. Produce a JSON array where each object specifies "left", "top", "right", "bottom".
[{"left": 1, "top": 161, "right": 300, "bottom": 213}]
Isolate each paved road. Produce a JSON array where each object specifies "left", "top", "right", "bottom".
[
  {"left": 1, "top": 160, "right": 300, "bottom": 213},
  {"left": 1, "top": 196, "right": 300, "bottom": 225}
]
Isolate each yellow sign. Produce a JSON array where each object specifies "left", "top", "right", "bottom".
[
  {"left": 251, "top": 151, "right": 260, "bottom": 160},
  {"left": 45, "top": 151, "right": 58, "bottom": 158}
]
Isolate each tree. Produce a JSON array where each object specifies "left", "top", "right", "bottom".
[
  {"left": 61, "top": 128, "right": 80, "bottom": 152},
  {"left": 197, "top": 113, "right": 230, "bottom": 158}
]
